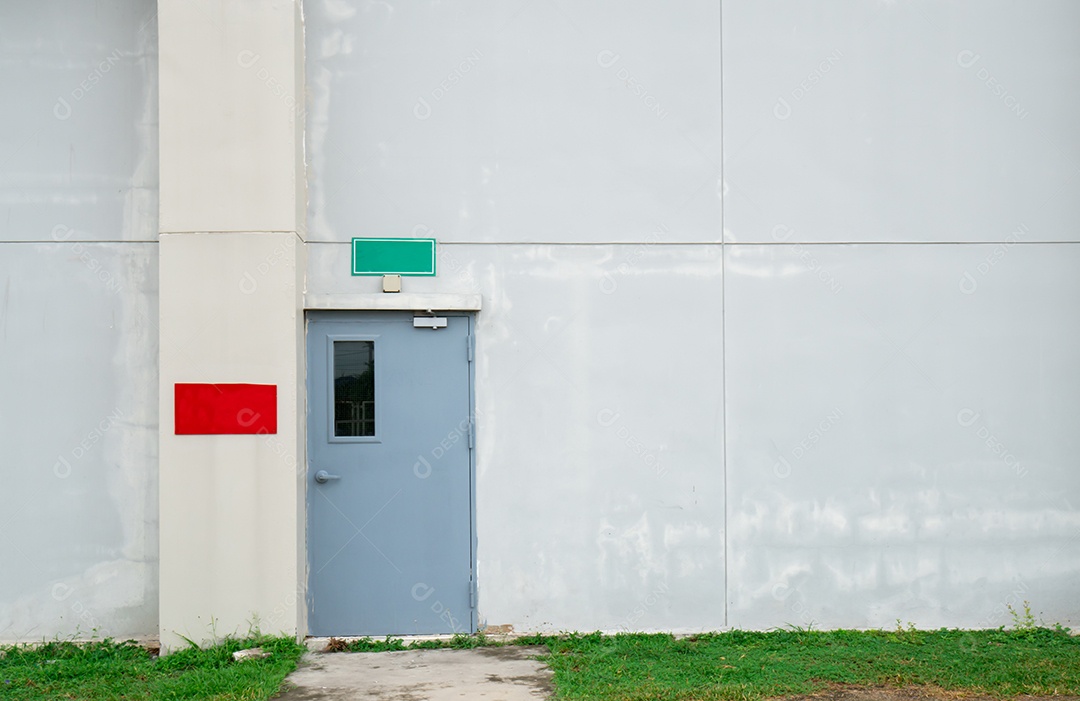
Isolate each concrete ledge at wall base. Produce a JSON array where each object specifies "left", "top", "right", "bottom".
[
  {"left": 304, "top": 628, "right": 712, "bottom": 653},
  {"left": 305, "top": 633, "right": 533, "bottom": 653},
  {"left": 304, "top": 293, "right": 482, "bottom": 311}
]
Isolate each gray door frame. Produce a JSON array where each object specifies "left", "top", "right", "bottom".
[{"left": 303, "top": 309, "right": 478, "bottom": 635}]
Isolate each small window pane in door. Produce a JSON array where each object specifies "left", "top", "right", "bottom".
[{"left": 334, "top": 341, "right": 375, "bottom": 436}]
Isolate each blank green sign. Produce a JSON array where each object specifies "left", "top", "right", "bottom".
[{"left": 352, "top": 238, "right": 437, "bottom": 276}]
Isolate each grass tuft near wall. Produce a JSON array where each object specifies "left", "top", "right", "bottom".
[{"left": 0, "top": 635, "right": 306, "bottom": 701}]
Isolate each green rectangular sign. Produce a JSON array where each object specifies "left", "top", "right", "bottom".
[{"left": 351, "top": 237, "right": 436, "bottom": 276}]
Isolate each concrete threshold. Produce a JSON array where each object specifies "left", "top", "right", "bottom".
[{"left": 274, "top": 645, "right": 553, "bottom": 700}]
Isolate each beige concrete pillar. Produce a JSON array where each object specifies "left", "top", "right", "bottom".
[{"left": 158, "top": 0, "right": 306, "bottom": 650}]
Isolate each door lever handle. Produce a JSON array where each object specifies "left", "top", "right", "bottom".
[{"left": 314, "top": 470, "right": 342, "bottom": 484}]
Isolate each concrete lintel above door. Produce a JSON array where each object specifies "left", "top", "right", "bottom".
[{"left": 305, "top": 293, "right": 482, "bottom": 312}]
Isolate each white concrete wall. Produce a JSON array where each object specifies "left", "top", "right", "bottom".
[
  {"left": 306, "top": 1, "right": 720, "bottom": 244},
  {"left": 725, "top": 243, "right": 1080, "bottom": 629},
  {"left": 722, "top": 0, "right": 1080, "bottom": 629},
  {"left": 157, "top": 0, "right": 306, "bottom": 650},
  {"left": 0, "top": 2, "right": 159, "bottom": 642},
  {"left": 306, "top": 0, "right": 1080, "bottom": 632},
  {"left": 2, "top": 0, "right": 1078, "bottom": 643}
]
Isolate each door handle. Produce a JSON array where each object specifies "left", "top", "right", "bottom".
[{"left": 314, "top": 470, "right": 341, "bottom": 484}]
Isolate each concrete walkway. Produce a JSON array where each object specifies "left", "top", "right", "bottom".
[{"left": 272, "top": 646, "right": 553, "bottom": 700}]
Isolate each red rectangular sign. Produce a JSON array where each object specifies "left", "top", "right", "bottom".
[{"left": 174, "top": 383, "right": 277, "bottom": 435}]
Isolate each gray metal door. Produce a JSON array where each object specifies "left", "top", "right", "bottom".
[{"left": 306, "top": 311, "right": 475, "bottom": 636}]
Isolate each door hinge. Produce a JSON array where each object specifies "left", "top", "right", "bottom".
[
  {"left": 466, "top": 333, "right": 475, "bottom": 362},
  {"left": 468, "top": 420, "right": 475, "bottom": 449},
  {"left": 469, "top": 574, "right": 476, "bottom": 609}
]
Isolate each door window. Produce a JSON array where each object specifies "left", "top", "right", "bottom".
[{"left": 333, "top": 340, "right": 375, "bottom": 437}]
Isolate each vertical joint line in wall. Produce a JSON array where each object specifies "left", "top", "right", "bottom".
[{"left": 718, "top": 0, "right": 729, "bottom": 630}]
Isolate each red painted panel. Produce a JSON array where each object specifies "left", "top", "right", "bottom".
[{"left": 175, "top": 383, "right": 277, "bottom": 435}]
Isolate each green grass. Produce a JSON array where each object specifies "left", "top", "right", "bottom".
[
  {"left": 0, "top": 635, "right": 306, "bottom": 700},
  {"left": 513, "top": 628, "right": 1080, "bottom": 701},
  {"left": 4, "top": 628, "right": 1079, "bottom": 700},
  {"left": 338, "top": 627, "right": 1080, "bottom": 700}
]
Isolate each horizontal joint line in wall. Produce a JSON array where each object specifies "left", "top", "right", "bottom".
[
  {"left": 741, "top": 240, "right": 1078, "bottom": 246},
  {"left": 159, "top": 230, "right": 302, "bottom": 235},
  {"left": 0, "top": 239, "right": 160, "bottom": 244},
  {"left": 305, "top": 240, "right": 721, "bottom": 246},
  {"left": 303, "top": 240, "right": 1079, "bottom": 246}
]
